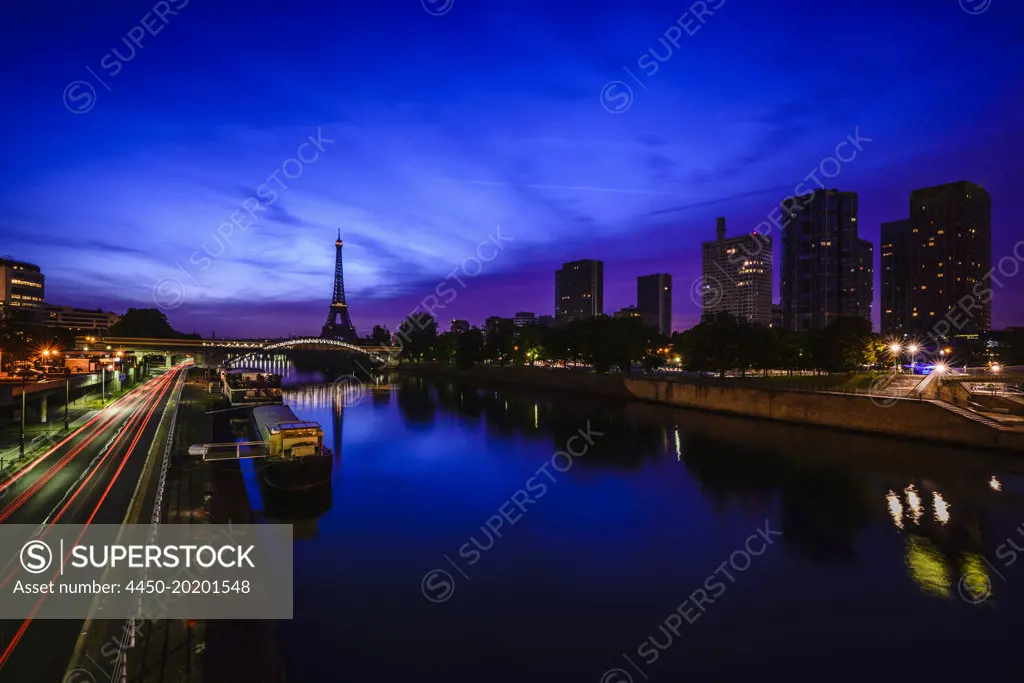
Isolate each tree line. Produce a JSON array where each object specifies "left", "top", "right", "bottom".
[{"left": 391, "top": 312, "right": 910, "bottom": 375}]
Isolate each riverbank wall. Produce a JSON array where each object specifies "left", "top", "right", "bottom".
[{"left": 398, "top": 364, "right": 1024, "bottom": 452}]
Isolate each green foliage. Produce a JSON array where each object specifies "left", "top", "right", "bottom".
[
  {"left": 809, "top": 316, "right": 875, "bottom": 373},
  {"left": 396, "top": 313, "right": 438, "bottom": 361},
  {"left": 455, "top": 328, "right": 485, "bottom": 369},
  {"left": 391, "top": 311, "right": 883, "bottom": 376},
  {"left": 676, "top": 313, "right": 881, "bottom": 375},
  {"left": 110, "top": 308, "right": 197, "bottom": 339},
  {"left": 484, "top": 318, "right": 516, "bottom": 365}
]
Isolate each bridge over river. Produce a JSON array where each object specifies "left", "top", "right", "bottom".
[{"left": 76, "top": 336, "right": 398, "bottom": 368}]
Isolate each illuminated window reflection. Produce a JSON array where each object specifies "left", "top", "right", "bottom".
[
  {"left": 905, "top": 484, "right": 923, "bottom": 525},
  {"left": 886, "top": 490, "right": 904, "bottom": 530},
  {"left": 905, "top": 535, "right": 951, "bottom": 599},
  {"left": 932, "top": 492, "right": 950, "bottom": 525}
]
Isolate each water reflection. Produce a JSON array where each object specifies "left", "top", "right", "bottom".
[
  {"left": 264, "top": 374, "right": 1023, "bottom": 681},
  {"left": 905, "top": 535, "right": 953, "bottom": 599},
  {"left": 432, "top": 377, "right": 1024, "bottom": 598}
]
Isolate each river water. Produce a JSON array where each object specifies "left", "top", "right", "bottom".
[{"left": 239, "top": 367, "right": 1024, "bottom": 681}]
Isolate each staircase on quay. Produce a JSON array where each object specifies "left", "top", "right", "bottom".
[
  {"left": 873, "top": 374, "right": 928, "bottom": 399},
  {"left": 924, "top": 399, "right": 1011, "bottom": 430}
]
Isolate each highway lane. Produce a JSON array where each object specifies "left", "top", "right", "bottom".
[{"left": 0, "top": 365, "right": 187, "bottom": 682}]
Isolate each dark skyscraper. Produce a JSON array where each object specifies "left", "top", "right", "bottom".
[
  {"left": 781, "top": 189, "right": 873, "bottom": 331},
  {"left": 880, "top": 219, "right": 912, "bottom": 337},
  {"left": 555, "top": 259, "right": 603, "bottom": 321},
  {"left": 907, "top": 181, "right": 992, "bottom": 336},
  {"left": 637, "top": 273, "right": 672, "bottom": 335}
]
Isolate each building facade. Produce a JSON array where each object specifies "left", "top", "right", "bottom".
[
  {"left": 0, "top": 258, "right": 45, "bottom": 311},
  {"left": 513, "top": 311, "right": 537, "bottom": 327},
  {"left": 637, "top": 273, "right": 672, "bottom": 335},
  {"left": 907, "top": 181, "right": 992, "bottom": 336},
  {"left": 780, "top": 190, "right": 873, "bottom": 331},
  {"left": 880, "top": 219, "right": 912, "bottom": 338},
  {"left": 613, "top": 306, "right": 657, "bottom": 327},
  {"left": 555, "top": 259, "right": 603, "bottom": 321},
  {"left": 43, "top": 305, "right": 120, "bottom": 334},
  {"left": 700, "top": 217, "right": 772, "bottom": 326},
  {"left": 450, "top": 319, "right": 470, "bottom": 333}
]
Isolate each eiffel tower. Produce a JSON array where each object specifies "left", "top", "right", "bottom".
[{"left": 321, "top": 230, "right": 358, "bottom": 342}]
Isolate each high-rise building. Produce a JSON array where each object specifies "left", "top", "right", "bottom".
[
  {"left": 637, "top": 273, "right": 672, "bottom": 335},
  {"left": 450, "top": 319, "right": 470, "bottom": 333},
  {"left": 880, "top": 219, "right": 912, "bottom": 337},
  {"left": 780, "top": 190, "right": 873, "bottom": 331},
  {"left": 700, "top": 217, "right": 772, "bottom": 326},
  {"left": 0, "top": 258, "right": 45, "bottom": 311},
  {"left": 555, "top": 259, "right": 603, "bottom": 321},
  {"left": 857, "top": 240, "right": 874, "bottom": 323},
  {"left": 907, "top": 181, "right": 991, "bottom": 336}
]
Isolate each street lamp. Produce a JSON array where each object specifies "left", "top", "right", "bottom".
[
  {"left": 991, "top": 364, "right": 1002, "bottom": 374},
  {"left": 19, "top": 373, "right": 26, "bottom": 459},
  {"left": 64, "top": 373, "right": 70, "bottom": 429},
  {"left": 888, "top": 343, "right": 902, "bottom": 373}
]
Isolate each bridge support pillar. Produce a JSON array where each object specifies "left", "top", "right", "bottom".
[{"left": 40, "top": 395, "right": 48, "bottom": 423}]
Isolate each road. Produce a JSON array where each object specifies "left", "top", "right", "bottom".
[{"left": 0, "top": 364, "right": 187, "bottom": 682}]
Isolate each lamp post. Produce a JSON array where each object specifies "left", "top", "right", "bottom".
[
  {"left": 19, "top": 374, "right": 26, "bottom": 459},
  {"left": 889, "top": 343, "right": 902, "bottom": 373},
  {"left": 65, "top": 375, "right": 70, "bottom": 429},
  {"left": 101, "top": 366, "right": 106, "bottom": 405},
  {"left": 908, "top": 344, "right": 919, "bottom": 373}
]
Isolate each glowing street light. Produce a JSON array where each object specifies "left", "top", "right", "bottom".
[
  {"left": 934, "top": 363, "right": 948, "bottom": 374},
  {"left": 889, "top": 343, "right": 902, "bottom": 354},
  {"left": 991, "top": 364, "right": 1002, "bottom": 374},
  {"left": 908, "top": 344, "right": 919, "bottom": 354}
]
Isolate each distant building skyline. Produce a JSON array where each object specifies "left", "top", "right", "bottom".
[
  {"left": 555, "top": 259, "right": 604, "bottom": 322},
  {"left": 1, "top": 182, "right": 1007, "bottom": 341},
  {"left": 908, "top": 181, "right": 992, "bottom": 336},
  {"left": 637, "top": 273, "right": 672, "bottom": 336},
  {"left": 880, "top": 218, "right": 912, "bottom": 338},
  {"left": 701, "top": 217, "right": 772, "bottom": 327},
  {"left": 781, "top": 190, "right": 872, "bottom": 331}
]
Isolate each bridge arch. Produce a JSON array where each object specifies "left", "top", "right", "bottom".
[{"left": 223, "top": 337, "right": 394, "bottom": 368}]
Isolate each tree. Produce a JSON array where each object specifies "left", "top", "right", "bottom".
[
  {"left": 110, "top": 308, "right": 197, "bottom": 339},
  {"left": 813, "top": 316, "right": 875, "bottom": 373},
  {"left": 455, "top": 328, "right": 485, "bottom": 369},
  {"left": 434, "top": 331, "right": 458, "bottom": 363},
  {"left": 484, "top": 318, "right": 516, "bottom": 365},
  {"left": 677, "top": 313, "right": 743, "bottom": 376},
  {"left": 396, "top": 313, "right": 438, "bottom": 361}
]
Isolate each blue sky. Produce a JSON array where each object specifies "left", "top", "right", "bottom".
[{"left": 1, "top": 0, "right": 1022, "bottom": 336}]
